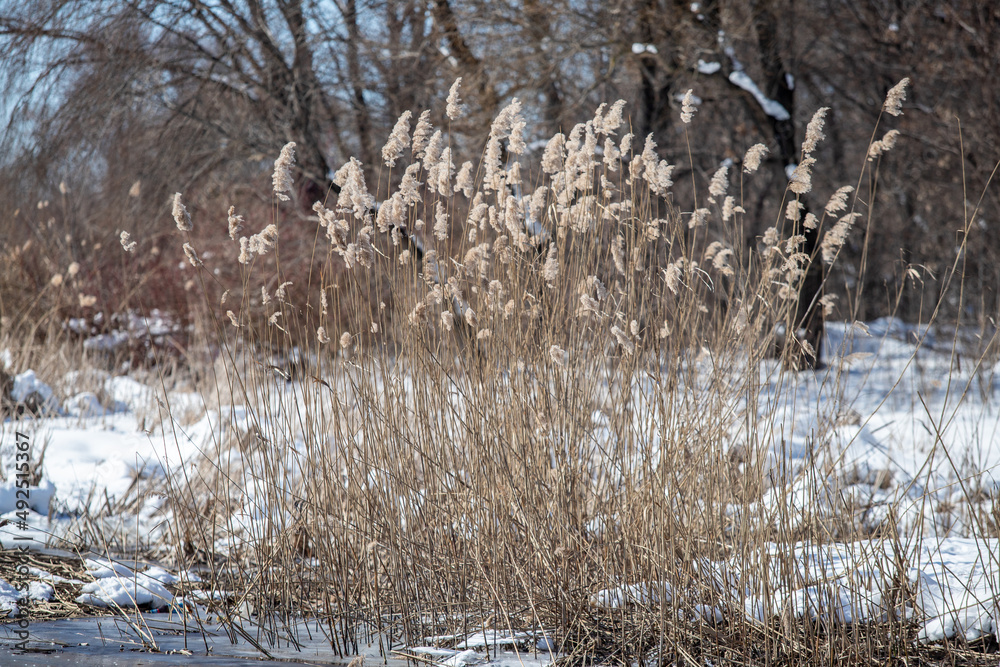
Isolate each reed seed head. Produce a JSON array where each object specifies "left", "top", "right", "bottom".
[
  {"left": 708, "top": 165, "right": 729, "bottom": 202},
  {"left": 680, "top": 89, "right": 697, "bottom": 124},
  {"left": 598, "top": 99, "right": 627, "bottom": 135},
  {"left": 825, "top": 185, "right": 855, "bottom": 215},
  {"left": 722, "top": 196, "right": 735, "bottom": 222},
  {"left": 172, "top": 193, "right": 192, "bottom": 232},
  {"left": 789, "top": 157, "right": 816, "bottom": 194},
  {"left": 446, "top": 77, "right": 464, "bottom": 120},
  {"left": 542, "top": 133, "right": 566, "bottom": 174},
  {"left": 821, "top": 212, "right": 862, "bottom": 263},
  {"left": 183, "top": 242, "right": 202, "bottom": 267},
  {"left": 543, "top": 243, "right": 559, "bottom": 286},
  {"left": 382, "top": 110, "right": 412, "bottom": 167},
  {"left": 227, "top": 206, "right": 245, "bottom": 240},
  {"left": 433, "top": 201, "right": 449, "bottom": 241},
  {"left": 884, "top": 77, "right": 910, "bottom": 116},
  {"left": 867, "top": 129, "right": 901, "bottom": 161},
  {"left": 411, "top": 110, "right": 433, "bottom": 159},
  {"left": 120, "top": 231, "right": 136, "bottom": 253},
  {"left": 786, "top": 200, "right": 804, "bottom": 222},
  {"left": 272, "top": 142, "right": 296, "bottom": 201},
  {"left": 802, "top": 107, "right": 829, "bottom": 155},
  {"left": 238, "top": 237, "right": 251, "bottom": 264},
  {"left": 455, "top": 161, "right": 474, "bottom": 198},
  {"left": 611, "top": 324, "right": 635, "bottom": 354},
  {"left": 743, "top": 144, "right": 769, "bottom": 173}
]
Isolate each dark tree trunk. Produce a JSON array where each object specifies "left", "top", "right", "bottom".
[{"left": 752, "top": 0, "right": 824, "bottom": 369}]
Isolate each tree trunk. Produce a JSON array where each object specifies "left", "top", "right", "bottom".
[{"left": 752, "top": 0, "right": 824, "bottom": 369}]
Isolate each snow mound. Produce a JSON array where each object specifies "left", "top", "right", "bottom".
[
  {"left": 0, "top": 479, "right": 54, "bottom": 514},
  {"left": 75, "top": 558, "right": 175, "bottom": 609}
]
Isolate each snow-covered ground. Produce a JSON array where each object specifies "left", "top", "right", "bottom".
[{"left": 0, "top": 318, "right": 998, "bottom": 655}]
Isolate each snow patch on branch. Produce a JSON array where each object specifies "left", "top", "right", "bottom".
[
  {"left": 697, "top": 59, "right": 721, "bottom": 74},
  {"left": 728, "top": 70, "right": 791, "bottom": 121}
]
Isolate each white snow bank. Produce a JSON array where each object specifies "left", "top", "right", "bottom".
[
  {"left": 444, "top": 649, "right": 483, "bottom": 666},
  {"left": 11, "top": 370, "right": 63, "bottom": 414},
  {"left": 0, "top": 577, "right": 56, "bottom": 617},
  {"left": 422, "top": 630, "right": 535, "bottom": 649},
  {"left": 28, "top": 566, "right": 83, "bottom": 585},
  {"left": 28, "top": 581, "right": 53, "bottom": 602},
  {"left": 63, "top": 391, "right": 114, "bottom": 417},
  {"left": 0, "top": 479, "right": 54, "bottom": 514},
  {"left": 591, "top": 581, "right": 671, "bottom": 608},
  {"left": 0, "top": 579, "right": 23, "bottom": 617},
  {"left": 75, "top": 558, "right": 175, "bottom": 609},
  {"left": 2, "top": 411, "right": 202, "bottom": 518},
  {"left": 142, "top": 565, "right": 201, "bottom": 585}
]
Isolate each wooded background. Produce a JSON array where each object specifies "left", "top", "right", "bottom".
[{"left": 2, "top": 0, "right": 998, "bottom": 333}]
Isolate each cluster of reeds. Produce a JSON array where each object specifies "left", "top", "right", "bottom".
[{"left": 127, "top": 78, "right": 1000, "bottom": 664}]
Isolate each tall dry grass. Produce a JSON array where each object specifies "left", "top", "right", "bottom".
[{"left": 126, "top": 79, "right": 999, "bottom": 664}]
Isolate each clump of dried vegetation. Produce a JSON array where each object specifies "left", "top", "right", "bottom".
[{"left": 7, "top": 78, "right": 999, "bottom": 665}]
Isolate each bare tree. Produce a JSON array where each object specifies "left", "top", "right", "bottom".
[{"left": 1, "top": 0, "right": 358, "bottom": 201}]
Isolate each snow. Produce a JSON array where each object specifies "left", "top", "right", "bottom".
[
  {"left": 28, "top": 567, "right": 83, "bottom": 585},
  {"left": 74, "top": 558, "right": 175, "bottom": 609},
  {"left": 409, "top": 646, "right": 463, "bottom": 659},
  {"left": 0, "top": 578, "right": 23, "bottom": 617},
  {"left": 444, "top": 649, "right": 483, "bottom": 666},
  {"left": 63, "top": 391, "right": 115, "bottom": 417},
  {"left": 142, "top": 565, "right": 202, "bottom": 585},
  {"left": 697, "top": 59, "right": 722, "bottom": 74},
  {"left": 590, "top": 581, "right": 671, "bottom": 608},
  {"left": 69, "top": 309, "right": 181, "bottom": 354},
  {"left": 28, "top": 580, "right": 54, "bottom": 602},
  {"left": 733, "top": 538, "right": 999, "bottom": 642},
  {"left": 631, "top": 43, "right": 658, "bottom": 55},
  {"left": 0, "top": 478, "right": 54, "bottom": 514},
  {"left": 0, "top": 577, "right": 55, "bottom": 617},
  {"left": 728, "top": 70, "right": 791, "bottom": 120},
  {"left": 11, "top": 370, "right": 64, "bottom": 414}
]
